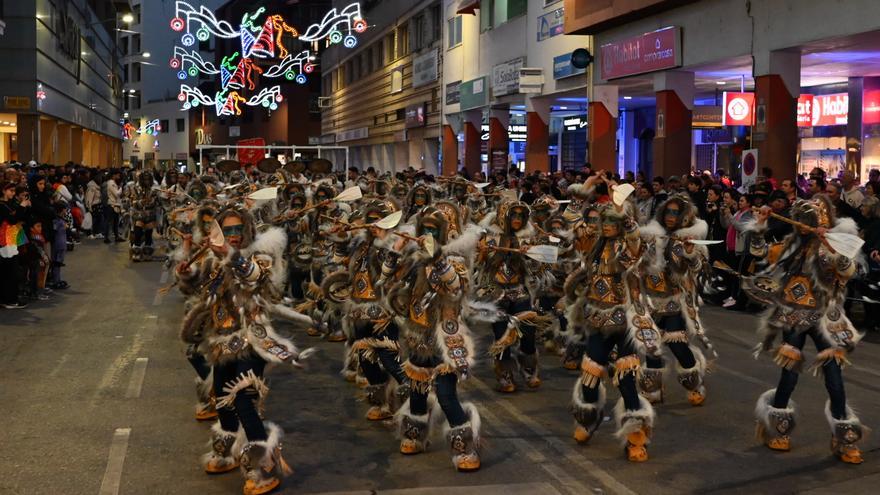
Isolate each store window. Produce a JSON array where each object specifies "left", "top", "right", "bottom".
[
  {"left": 176, "top": 118, "right": 185, "bottom": 133},
  {"left": 447, "top": 16, "right": 462, "bottom": 49},
  {"left": 160, "top": 120, "right": 169, "bottom": 133}
]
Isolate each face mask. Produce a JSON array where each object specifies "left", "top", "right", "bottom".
[
  {"left": 422, "top": 225, "right": 440, "bottom": 240},
  {"left": 222, "top": 224, "right": 245, "bottom": 238}
]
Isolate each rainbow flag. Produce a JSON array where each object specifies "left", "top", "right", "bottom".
[{"left": 0, "top": 221, "right": 28, "bottom": 257}]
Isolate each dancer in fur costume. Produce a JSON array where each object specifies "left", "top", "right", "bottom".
[
  {"left": 749, "top": 196, "right": 867, "bottom": 464},
  {"left": 128, "top": 170, "right": 159, "bottom": 261},
  {"left": 637, "top": 195, "right": 714, "bottom": 406},
  {"left": 176, "top": 206, "right": 312, "bottom": 494},
  {"left": 476, "top": 200, "right": 551, "bottom": 393},
  {"left": 344, "top": 198, "right": 410, "bottom": 421},
  {"left": 387, "top": 205, "right": 483, "bottom": 471},
  {"left": 563, "top": 198, "right": 662, "bottom": 462}
]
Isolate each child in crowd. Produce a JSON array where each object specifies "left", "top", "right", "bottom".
[
  {"left": 27, "top": 221, "right": 51, "bottom": 300},
  {"left": 50, "top": 202, "right": 69, "bottom": 290}
]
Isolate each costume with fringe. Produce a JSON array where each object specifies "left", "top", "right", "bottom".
[
  {"left": 563, "top": 201, "right": 661, "bottom": 461},
  {"left": 387, "top": 205, "right": 482, "bottom": 470},
  {"left": 177, "top": 207, "right": 310, "bottom": 489},
  {"left": 475, "top": 201, "right": 548, "bottom": 392},
  {"left": 747, "top": 196, "right": 866, "bottom": 463},
  {"left": 637, "top": 196, "right": 713, "bottom": 405}
]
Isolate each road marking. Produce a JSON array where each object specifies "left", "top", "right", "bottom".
[
  {"left": 98, "top": 428, "right": 131, "bottom": 495},
  {"left": 469, "top": 377, "right": 636, "bottom": 495},
  {"left": 125, "top": 358, "right": 149, "bottom": 398}
]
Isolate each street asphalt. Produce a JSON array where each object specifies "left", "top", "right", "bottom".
[{"left": 2, "top": 239, "right": 880, "bottom": 494}]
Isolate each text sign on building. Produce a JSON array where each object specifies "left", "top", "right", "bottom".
[
  {"left": 692, "top": 106, "right": 723, "bottom": 128},
  {"left": 813, "top": 93, "right": 848, "bottom": 127},
  {"left": 600, "top": 27, "right": 681, "bottom": 80},
  {"left": 459, "top": 77, "right": 488, "bottom": 111},
  {"left": 493, "top": 58, "right": 525, "bottom": 97},
  {"left": 4, "top": 96, "right": 31, "bottom": 110},
  {"left": 537, "top": 8, "right": 565, "bottom": 42},
  {"left": 446, "top": 81, "right": 461, "bottom": 105},
  {"left": 481, "top": 124, "right": 527, "bottom": 142},
  {"left": 412, "top": 49, "right": 439, "bottom": 88},
  {"left": 553, "top": 53, "right": 586, "bottom": 80},
  {"left": 864, "top": 90, "right": 880, "bottom": 125},
  {"left": 722, "top": 92, "right": 755, "bottom": 126},
  {"left": 405, "top": 103, "right": 427, "bottom": 128},
  {"left": 563, "top": 116, "right": 588, "bottom": 131},
  {"left": 337, "top": 127, "right": 369, "bottom": 142},
  {"left": 797, "top": 95, "right": 814, "bottom": 126}
]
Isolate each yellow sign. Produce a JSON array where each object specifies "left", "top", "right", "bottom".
[{"left": 4, "top": 96, "right": 31, "bottom": 110}]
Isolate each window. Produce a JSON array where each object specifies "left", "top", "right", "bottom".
[
  {"left": 123, "top": 63, "right": 129, "bottom": 83},
  {"left": 132, "top": 62, "right": 141, "bottom": 82},
  {"left": 121, "top": 36, "right": 129, "bottom": 56},
  {"left": 483, "top": 0, "right": 525, "bottom": 29},
  {"left": 176, "top": 118, "right": 185, "bottom": 133},
  {"left": 338, "top": 65, "right": 346, "bottom": 89},
  {"left": 447, "top": 16, "right": 462, "bottom": 48},
  {"left": 374, "top": 42, "right": 383, "bottom": 68},
  {"left": 160, "top": 120, "right": 169, "bottom": 134},
  {"left": 133, "top": 94, "right": 141, "bottom": 110},
  {"left": 480, "top": 0, "right": 493, "bottom": 31},
  {"left": 397, "top": 26, "right": 409, "bottom": 57},
  {"left": 133, "top": 5, "right": 141, "bottom": 24},
  {"left": 411, "top": 13, "right": 427, "bottom": 51},
  {"left": 384, "top": 33, "right": 395, "bottom": 63},
  {"left": 363, "top": 50, "right": 372, "bottom": 75},
  {"left": 132, "top": 34, "right": 141, "bottom": 54}
]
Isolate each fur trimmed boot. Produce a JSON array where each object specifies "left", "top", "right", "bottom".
[
  {"left": 826, "top": 402, "right": 866, "bottom": 464},
  {"left": 202, "top": 423, "right": 240, "bottom": 474},
  {"left": 755, "top": 389, "right": 796, "bottom": 452},
  {"left": 614, "top": 397, "right": 655, "bottom": 462},
  {"left": 562, "top": 341, "right": 584, "bottom": 370},
  {"left": 445, "top": 403, "right": 481, "bottom": 472},
  {"left": 195, "top": 374, "right": 218, "bottom": 421},
  {"left": 364, "top": 382, "right": 393, "bottom": 421},
  {"left": 396, "top": 400, "right": 431, "bottom": 455},
  {"left": 517, "top": 352, "right": 542, "bottom": 388},
  {"left": 240, "top": 423, "right": 292, "bottom": 495},
  {"left": 677, "top": 347, "right": 707, "bottom": 406},
  {"left": 493, "top": 358, "right": 517, "bottom": 393},
  {"left": 131, "top": 244, "right": 143, "bottom": 262},
  {"left": 638, "top": 367, "right": 664, "bottom": 404},
  {"left": 571, "top": 382, "right": 605, "bottom": 444}
]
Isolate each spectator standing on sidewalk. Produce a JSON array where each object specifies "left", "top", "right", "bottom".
[
  {"left": 85, "top": 172, "right": 103, "bottom": 238},
  {"left": 720, "top": 191, "right": 754, "bottom": 310},
  {"left": 0, "top": 181, "right": 29, "bottom": 309},
  {"left": 103, "top": 170, "right": 123, "bottom": 243}
]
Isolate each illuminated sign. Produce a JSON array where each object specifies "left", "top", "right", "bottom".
[
  {"left": 123, "top": 119, "right": 162, "bottom": 140},
  {"left": 798, "top": 93, "right": 848, "bottom": 127},
  {"left": 170, "top": 2, "right": 367, "bottom": 116},
  {"left": 600, "top": 27, "right": 681, "bottom": 80},
  {"left": 865, "top": 90, "right": 880, "bottom": 125},
  {"left": 481, "top": 124, "right": 527, "bottom": 142},
  {"left": 563, "top": 116, "right": 588, "bottom": 131},
  {"left": 722, "top": 92, "right": 754, "bottom": 126},
  {"left": 692, "top": 106, "right": 722, "bottom": 128}
]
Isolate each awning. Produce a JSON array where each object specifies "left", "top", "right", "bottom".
[{"left": 456, "top": 0, "right": 480, "bottom": 15}]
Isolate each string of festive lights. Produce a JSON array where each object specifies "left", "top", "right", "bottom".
[
  {"left": 122, "top": 118, "right": 162, "bottom": 140},
  {"left": 170, "top": 2, "right": 366, "bottom": 117}
]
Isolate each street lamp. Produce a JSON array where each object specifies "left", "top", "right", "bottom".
[
  {"left": 122, "top": 13, "right": 134, "bottom": 24},
  {"left": 143, "top": 52, "right": 151, "bottom": 58}
]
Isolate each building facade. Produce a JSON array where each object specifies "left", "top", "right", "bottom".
[
  {"left": 0, "top": 0, "right": 128, "bottom": 167},
  {"left": 320, "top": 0, "right": 444, "bottom": 174},
  {"left": 440, "top": 0, "right": 591, "bottom": 176},
  {"left": 120, "top": 0, "right": 227, "bottom": 171},
  {"left": 565, "top": 0, "right": 880, "bottom": 182}
]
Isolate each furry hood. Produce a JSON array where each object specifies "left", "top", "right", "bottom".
[{"left": 443, "top": 223, "right": 483, "bottom": 257}]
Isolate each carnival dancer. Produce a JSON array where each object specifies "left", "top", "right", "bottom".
[
  {"left": 749, "top": 196, "right": 867, "bottom": 464},
  {"left": 129, "top": 171, "right": 159, "bottom": 262},
  {"left": 387, "top": 205, "right": 483, "bottom": 471},
  {"left": 637, "top": 195, "right": 713, "bottom": 406},
  {"left": 176, "top": 205, "right": 312, "bottom": 494},
  {"left": 343, "top": 198, "right": 410, "bottom": 420},
  {"left": 563, "top": 196, "right": 662, "bottom": 462},
  {"left": 476, "top": 200, "right": 550, "bottom": 392}
]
